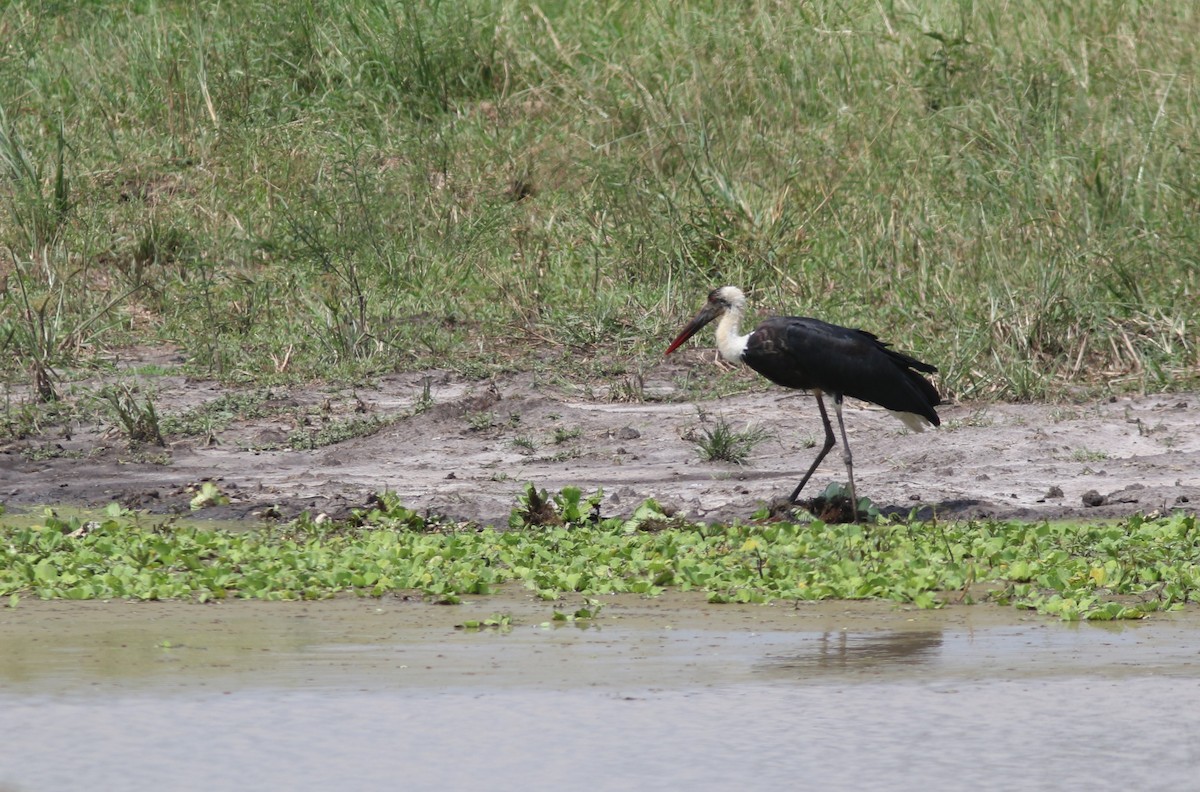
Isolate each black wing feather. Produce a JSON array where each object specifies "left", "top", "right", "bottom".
[{"left": 742, "top": 316, "right": 941, "bottom": 425}]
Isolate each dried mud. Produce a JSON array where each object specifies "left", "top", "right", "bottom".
[{"left": 2, "top": 349, "right": 1198, "bottom": 525}]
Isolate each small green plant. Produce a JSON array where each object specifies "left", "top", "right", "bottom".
[
  {"left": 1071, "top": 448, "right": 1109, "bottom": 463},
  {"left": 466, "top": 412, "right": 496, "bottom": 432},
  {"left": 692, "top": 418, "right": 767, "bottom": 464},
  {"left": 511, "top": 435, "right": 536, "bottom": 454},
  {"left": 101, "top": 384, "right": 165, "bottom": 447},
  {"left": 126, "top": 220, "right": 189, "bottom": 289},
  {"left": 608, "top": 373, "right": 645, "bottom": 403},
  {"left": 553, "top": 426, "right": 583, "bottom": 444},
  {"left": 549, "top": 597, "right": 604, "bottom": 626},
  {"left": 413, "top": 376, "right": 434, "bottom": 414},
  {"left": 510, "top": 483, "right": 603, "bottom": 528},
  {"left": 945, "top": 410, "right": 995, "bottom": 430},
  {"left": 536, "top": 448, "right": 581, "bottom": 464},
  {"left": 20, "top": 445, "right": 87, "bottom": 462},
  {"left": 1050, "top": 408, "right": 1084, "bottom": 422},
  {"left": 189, "top": 481, "right": 230, "bottom": 510},
  {"left": 456, "top": 613, "right": 513, "bottom": 632}
]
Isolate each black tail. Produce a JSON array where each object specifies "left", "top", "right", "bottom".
[
  {"left": 904, "top": 368, "right": 942, "bottom": 425},
  {"left": 883, "top": 347, "right": 942, "bottom": 424}
]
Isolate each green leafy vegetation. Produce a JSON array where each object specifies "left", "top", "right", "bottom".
[
  {"left": 509, "top": 483, "right": 603, "bottom": 529},
  {"left": 549, "top": 598, "right": 605, "bottom": 626},
  {"left": 2, "top": 496, "right": 1197, "bottom": 621},
  {"left": 0, "top": 1, "right": 1196, "bottom": 403},
  {"left": 187, "top": 481, "right": 230, "bottom": 511}
]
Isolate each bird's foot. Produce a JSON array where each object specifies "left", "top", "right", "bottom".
[
  {"left": 767, "top": 497, "right": 804, "bottom": 519},
  {"left": 799, "top": 492, "right": 859, "bottom": 524}
]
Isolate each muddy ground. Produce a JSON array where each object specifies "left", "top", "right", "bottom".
[{"left": 2, "top": 347, "right": 1198, "bottom": 525}]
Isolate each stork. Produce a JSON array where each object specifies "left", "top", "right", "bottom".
[{"left": 665, "top": 286, "right": 941, "bottom": 521}]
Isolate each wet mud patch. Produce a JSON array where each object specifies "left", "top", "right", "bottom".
[{"left": 2, "top": 351, "right": 1198, "bottom": 524}]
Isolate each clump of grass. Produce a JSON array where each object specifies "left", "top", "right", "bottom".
[
  {"left": 160, "top": 389, "right": 277, "bottom": 438},
  {"left": 412, "top": 376, "right": 435, "bottom": 414},
  {"left": 466, "top": 412, "right": 496, "bottom": 432},
  {"left": 100, "top": 384, "right": 164, "bottom": 447},
  {"left": 1, "top": 395, "right": 78, "bottom": 442},
  {"left": 553, "top": 426, "right": 582, "bottom": 444},
  {"left": 608, "top": 374, "right": 645, "bottom": 403},
  {"left": 0, "top": 105, "right": 69, "bottom": 252},
  {"left": 287, "top": 414, "right": 396, "bottom": 450},
  {"left": 19, "top": 445, "right": 87, "bottom": 462},
  {"left": 692, "top": 419, "right": 768, "bottom": 465}
]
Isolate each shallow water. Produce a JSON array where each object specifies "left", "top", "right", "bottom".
[{"left": 2, "top": 592, "right": 1199, "bottom": 791}]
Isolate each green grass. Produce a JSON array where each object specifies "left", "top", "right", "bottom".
[
  {"left": 0, "top": 1, "right": 1196, "bottom": 403},
  {"left": 159, "top": 388, "right": 277, "bottom": 438},
  {"left": 1070, "top": 447, "right": 1110, "bottom": 463},
  {"left": 552, "top": 426, "right": 583, "bottom": 444},
  {"left": 691, "top": 417, "right": 769, "bottom": 464},
  {"left": 3, "top": 496, "right": 1198, "bottom": 621}
]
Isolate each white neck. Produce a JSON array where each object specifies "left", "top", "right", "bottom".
[{"left": 715, "top": 305, "right": 750, "bottom": 363}]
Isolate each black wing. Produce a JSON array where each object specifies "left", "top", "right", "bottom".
[{"left": 743, "top": 316, "right": 941, "bottom": 425}]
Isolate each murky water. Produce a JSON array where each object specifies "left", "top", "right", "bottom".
[{"left": 2, "top": 592, "right": 1199, "bottom": 791}]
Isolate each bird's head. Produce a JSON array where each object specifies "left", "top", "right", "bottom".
[{"left": 664, "top": 286, "right": 746, "bottom": 355}]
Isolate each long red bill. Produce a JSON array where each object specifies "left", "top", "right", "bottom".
[{"left": 664, "top": 306, "right": 719, "bottom": 355}]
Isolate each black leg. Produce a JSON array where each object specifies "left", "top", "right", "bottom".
[
  {"left": 789, "top": 393, "right": 836, "bottom": 503},
  {"left": 832, "top": 395, "right": 858, "bottom": 522}
]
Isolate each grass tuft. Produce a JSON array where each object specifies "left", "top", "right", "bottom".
[{"left": 692, "top": 418, "right": 768, "bottom": 465}]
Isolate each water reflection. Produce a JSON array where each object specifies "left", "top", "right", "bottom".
[{"left": 762, "top": 630, "right": 944, "bottom": 677}]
